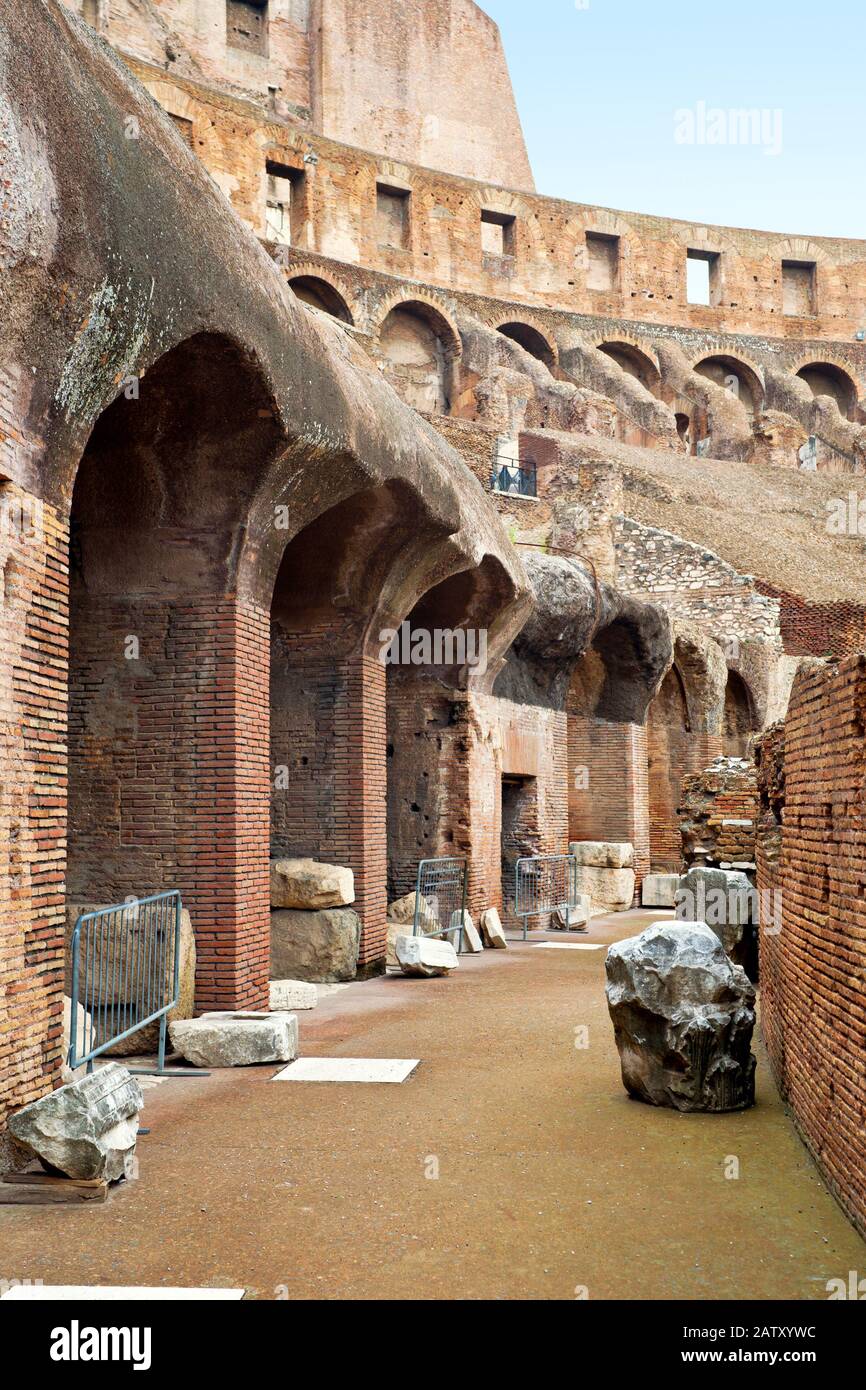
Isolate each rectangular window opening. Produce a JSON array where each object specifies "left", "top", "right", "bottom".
[
  {"left": 782, "top": 259, "right": 817, "bottom": 317},
  {"left": 686, "top": 249, "right": 720, "bottom": 306},
  {"left": 265, "top": 159, "right": 304, "bottom": 247},
  {"left": 481, "top": 209, "right": 516, "bottom": 259},
  {"left": 376, "top": 183, "right": 411, "bottom": 250},
  {"left": 227, "top": 0, "right": 268, "bottom": 57},
  {"left": 585, "top": 231, "right": 620, "bottom": 292}
]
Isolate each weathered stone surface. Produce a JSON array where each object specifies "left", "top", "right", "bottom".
[
  {"left": 269, "top": 979, "right": 318, "bottom": 1011},
  {"left": 480, "top": 907, "right": 508, "bottom": 949},
  {"left": 169, "top": 1012, "right": 299, "bottom": 1067},
  {"left": 573, "top": 865, "right": 635, "bottom": 913},
  {"left": 448, "top": 910, "right": 483, "bottom": 953},
  {"left": 642, "top": 873, "right": 680, "bottom": 908},
  {"left": 269, "top": 858, "right": 355, "bottom": 910},
  {"left": 569, "top": 841, "right": 635, "bottom": 869},
  {"left": 270, "top": 908, "right": 361, "bottom": 982},
  {"left": 387, "top": 892, "right": 436, "bottom": 929},
  {"left": 395, "top": 935, "right": 459, "bottom": 978},
  {"left": 676, "top": 866, "right": 758, "bottom": 978},
  {"left": 605, "top": 921, "right": 756, "bottom": 1112},
  {"left": 8, "top": 1063, "right": 144, "bottom": 1181},
  {"left": 552, "top": 893, "right": 592, "bottom": 929}
]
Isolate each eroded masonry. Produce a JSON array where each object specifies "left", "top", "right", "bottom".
[{"left": 0, "top": 0, "right": 863, "bottom": 1232}]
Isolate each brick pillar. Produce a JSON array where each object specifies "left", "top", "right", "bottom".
[
  {"left": 186, "top": 599, "right": 270, "bottom": 1012},
  {"left": 67, "top": 590, "right": 271, "bottom": 1014},
  {"left": 270, "top": 639, "right": 387, "bottom": 973},
  {"left": 0, "top": 493, "right": 68, "bottom": 1139},
  {"left": 334, "top": 652, "right": 387, "bottom": 971},
  {"left": 569, "top": 715, "right": 650, "bottom": 891}
]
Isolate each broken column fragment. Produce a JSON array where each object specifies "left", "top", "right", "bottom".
[
  {"left": 8, "top": 1063, "right": 144, "bottom": 1181},
  {"left": 605, "top": 921, "right": 756, "bottom": 1112}
]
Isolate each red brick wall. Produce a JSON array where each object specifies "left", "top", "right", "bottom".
[
  {"left": 67, "top": 591, "right": 272, "bottom": 1013},
  {"left": 755, "top": 580, "right": 866, "bottom": 658},
  {"left": 568, "top": 715, "right": 649, "bottom": 888},
  {"left": 757, "top": 659, "right": 866, "bottom": 1236},
  {"left": 0, "top": 493, "right": 68, "bottom": 1147}
]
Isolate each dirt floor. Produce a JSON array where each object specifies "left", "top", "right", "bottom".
[{"left": 1, "top": 910, "right": 863, "bottom": 1301}]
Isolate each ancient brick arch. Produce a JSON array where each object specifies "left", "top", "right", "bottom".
[
  {"left": 287, "top": 271, "right": 355, "bottom": 324},
  {"left": 66, "top": 331, "right": 288, "bottom": 1011},
  {"left": 691, "top": 353, "right": 765, "bottom": 416},
  {"left": 495, "top": 320, "right": 558, "bottom": 370},
  {"left": 594, "top": 338, "right": 661, "bottom": 392},
  {"left": 374, "top": 296, "right": 463, "bottom": 414},
  {"left": 793, "top": 359, "right": 860, "bottom": 420}
]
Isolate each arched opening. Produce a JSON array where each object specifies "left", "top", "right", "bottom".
[
  {"left": 566, "top": 604, "right": 671, "bottom": 885},
  {"left": 67, "top": 334, "right": 285, "bottom": 1012},
  {"left": 597, "top": 341, "right": 659, "bottom": 392},
  {"left": 647, "top": 666, "right": 691, "bottom": 871},
  {"left": 288, "top": 275, "right": 353, "bottom": 324},
  {"left": 378, "top": 302, "right": 459, "bottom": 415},
  {"left": 497, "top": 322, "right": 556, "bottom": 370},
  {"left": 796, "top": 362, "right": 858, "bottom": 420},
  {"left": 723, "top": 671, "right": 757, "bottom": 757},
  {"left": 385, "top": 558, "right": 516, "bottom": 921},
  {"left": 693, "top": 355, "right": 763, "bottom": 417},
  {"left": 269, "top": 480, "right": 432, "bottom": 980},
  {"left": 675, "top": 412, "right": 691, "bottom": 448}
]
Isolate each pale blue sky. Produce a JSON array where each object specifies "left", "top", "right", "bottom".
[{"left": 481, "top": 0, "right": 864, "bottom": 240}]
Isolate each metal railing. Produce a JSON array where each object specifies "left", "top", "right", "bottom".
[
  {"left": 68, "top": 891, "right": 182, "bottom": 1075},
  {"left": 412, "top": 857, "right": 469, "bottom": 953},
  {"left": 491, "top": 459, "right": 538, "bottom": 498},
  {"left": 514, "top": 854, "right": 581, "bottom": 940}
]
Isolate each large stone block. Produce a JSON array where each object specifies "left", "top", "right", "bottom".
[
  {"left": 64, "top": 903, "right": 197, "bottom": 1057},
  {"left": 479, "top": 907, "right": 508, "bottom": 949},
  {"left": 170, "top": 1012, "right": 299, "bottom": 1068},
  {"left": 448, "top": 910, "right": 483, "bottom": 953},
  {"left": 573, "top": 865, "right": 635, "bottom": 913},
  {"left": 269, "top": 858, "right": 355, "bottom": 910},
  {"left": 605, "top": 921, "right": 756, "bottom": 1112},
  {"left": 569, "top": 841, "right": 635, "bottom": 869},
  {"left": 395, "top": 935, "right": 459, "bottom": 978},
  {"left": 270, "top": 908, "right": 361, "bottom": 982},
  {"left": 642, "top": 873, "right": 680, "bottom": 908},
  {"left": 8, "top": 1063, "right": 144, "bottom": 1181},
  {"left": 269, "top": 979, "right": 318, "bottom": 1011},
  {"left": 676, "top": 866, "right": 758, "bottom": 978}
]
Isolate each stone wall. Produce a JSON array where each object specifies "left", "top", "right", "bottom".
[
  {"left": 756, "top": 659, "right": 866, "bottom": 1237},
  {"left": 64, "top": 46, "right": 866, "bottom": 359},
  {"left": 313, "top": 0, "right": 533, "bottom": 187},
  {"left": 615, "top": 518, "right": 782, "bottom": 647}
]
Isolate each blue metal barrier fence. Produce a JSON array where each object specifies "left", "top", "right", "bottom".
[
  {"left": 68, "top": 891, "right": 182, "bottom": 1075},
  {"left": 412, "top": 857, "right": 469, "bottom": 953},
  {"left": 514, "top": 855, "right": 580, "bottom": 940}
]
